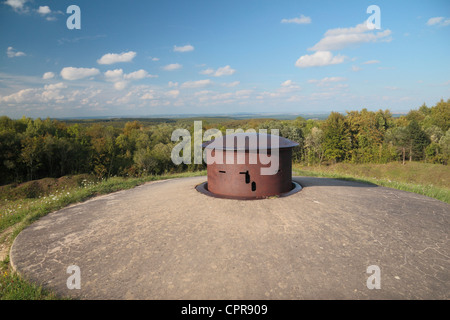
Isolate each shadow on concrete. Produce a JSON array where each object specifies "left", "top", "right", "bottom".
[{"left": 293, "top": 176, "right": 379, "bottom": 188}]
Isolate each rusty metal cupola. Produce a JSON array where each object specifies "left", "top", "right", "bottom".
[{"left": 196, "top": 132, "right": 302, "bottom": 199}]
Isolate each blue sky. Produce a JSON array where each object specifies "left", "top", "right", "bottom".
[{"left": 0, "top": 0, "right": 449, "bottom": 118}]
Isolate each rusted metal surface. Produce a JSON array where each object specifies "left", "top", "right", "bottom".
[
  {"left": 202, "top": 132, "right": 298, "bottom": 150},
  {"left": 200, "top": 132, "right": 300, "bottom": 199}
]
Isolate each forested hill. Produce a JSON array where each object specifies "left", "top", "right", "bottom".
[{"left": 0, "top": 99, "right": 449, "bottom": 186}]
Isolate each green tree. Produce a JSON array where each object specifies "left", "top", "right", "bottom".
[
  {"left": 385, "top": 127, "right": 409, "bottom": 164},
  {"left": 304, "top": 127, "right": 324, "bottom": 165},
  {"left": 439, "top": 129, "right": 450, "bottom": 164},
  {"left": 322, "top": 112, "right": 351, "bottom": 163},
  {"left": 21, "top": 136, "right": 44, "bottom": 181},
  {"left": 406, "top": 120, "right": 430, "bottom": 161},
  {"left": 429, "top": 99, "right": 450, "bottom": 132}
]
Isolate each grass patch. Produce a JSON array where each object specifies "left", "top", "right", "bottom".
[
  {"left": 293, "top": 162, "right": 450, "bottom": 203},
  {"left": 0, "top": 170, "right": 206, "bottom": 300}
]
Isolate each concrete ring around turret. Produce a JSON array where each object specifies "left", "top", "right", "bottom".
[{"left": 10, "top": 176, "right": 450, "bottom": 299}]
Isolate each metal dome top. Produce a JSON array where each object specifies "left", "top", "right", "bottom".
[{"left": 202, "top": 132, "right": 299, "bottom": 151}]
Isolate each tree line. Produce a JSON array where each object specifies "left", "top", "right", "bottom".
[{"left": 0, "top": 99, "right": 448, "bottom": 186}]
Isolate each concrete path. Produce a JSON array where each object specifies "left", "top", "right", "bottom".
[{"left": 10, "top": 176, "right": 449, "bottom": 299}]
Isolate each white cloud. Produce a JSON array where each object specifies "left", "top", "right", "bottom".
[
  {"left": 200, "top": 68, "right": 214, "bottom": 75},
  {"left": 281, "top": 14, "right": 311, "bottom": 24},
  {"left": 426, "top": 17, "right": 443, "bottom": 26},
  {"left": 37, "top": 6, "right": 51, "bottom": 14},
  {"left": 114, "top": 81, "right": 128, "bottom": 91},
  {"left": 41, "top": 82, "right": 66, "bottom": 101},
  {"left": 150, "top": 57, "right": 159, "bottom": 61},
  {"left": 5, "top": 0, "right": 28, "bottom": 11},
  {"left": 222, "top": 81, "right": 240, "bottom": 87},
  {"left": 162, "top": 63, "right": 182, "bottom": 71},
  {"left": 104, "top": 69, "right": 155, "bottom": 90},
  {"left": 308, "top": 77, "right": 346, "bottom": 86},
  {"left": 60, "top": 67, "right": 100, "bottom": 80},
  {"left": 140, "top": 92, "right": 155, "bottom": 100},
  {"left": 173, "top": 45, "right": 194, "bottom": 52},
  {"left": 97, "top": 51, "right": 136, "bottom": 65},
  {"left": 42, "top": 72, "right": 55, "bottom": 79},
  {"left": 194, "top": 90, "right": 212, "bottom": 96},
  {"left": 6, "top": 46, "right": 26, "bottom": 58},
  {"left": 44, "top": 82, "right": 66, "bottom": 90},
  {"left": 166, "top": 90, "right": 180, "bottom": 98},
  {"left": 0, "top": 82, "right": 69, "bottom": 104},
  {"left": 351, "top": 65, "right": 362, "bottom": 72},
  {"left": 180, "top": 79, "right": 212, "bottom": 89},
  {"left": 309, "top": 23, "right": 392, "bottom": 51},
  {"left": 124, "top": 69, "right": 151, "bottom": 80},
  {"left": 235, "top": 90, "right": 253, "bottom": 97},
  {"left": 363, "top": 60, "right": 380, "bottom": 64},
  {"left": 426, "top": 17, "right": 450, "bottom": 26},
  {"left": 281, "top": 80, "right": 294, "bottom": 87},
  {"left": 168, "top": 81, "right": 178, "bottom": 87},
  {"left": 104, "top": 69, "right": 124, "bottom": 82},
  {"left": 295, "top": 51, "right": 345, "bottom": 68},
  {"left": 214, "top": 65, "right": 236, "bottom": 77},
  {"left": 201, "top": 66, "right": 236, "bottom": 77},
  {"left": 0, "top": 88, "right": 38, "bottom": 103},
  {"left": 278, "top": 80, "right": 301, "bottom": 93}
]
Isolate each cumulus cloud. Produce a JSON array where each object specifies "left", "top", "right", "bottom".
[
  {"left": 173, "top": 45, "right": 194, "bottom": 52},
  {"left": 60, "top": 67, "right": 100, "bottom": 80},
  {"left": 295, "top": 51, "right": 346, "bottom": 68},
  {"left": 44, "top": 82, "right": 66, "bottom": 90},
  {"left": 97, "top": 51, "right": 136, "bottom": 65},
  {"left": 104, "top": 69, "right": 124, "bottom": 82},
  {"left": 104, "top": 69, "right": 155, "bottom": 90},
  {"left": 6, "top": 46, "right": 26, "bottom": 58},
  {"left": 114, "top": 81, "right": 128, "bottom": 91},
  {"left": 37, "top": 6, "right": 51, "bottom": 14},
  {"left": 42, "top": 72, "right": 55, "bottom": 79},
  {"left": 0, "top": 88, "right": 38, "bottom": 103},
  {"left": 0, "top": 82, "right": 68, "bottom": 104},
  {"left": 308, "top": 77, "right": 346, "bottom": 86},
  {"left": 124, "top": 69, "right": 151, "bottom": 80},
  {"left": 308, "top": 23, "right": 392, "bottom": 51},
  {"left": 281, "top": 80, "right": 294, "bottom": 87},
  {"left": 199, "top": 68, "right": 214, "bottom": 75},
  {"left": 140, "top": 91, "right": 155, "bottom": 100},
  {"left": 168, "top": 81, "right": 178, "bottom": 87},
  {"left": 426, "top": 17, "right": 450, "bottom": 26},
  {"left": 214, "top": 65, "right": 236, "bottom": 77},
  {"left": 41, "top": 82, "right": 67, "bottom": 101},
  {"left": 201, "top": 66, "right": 236, "bottom": 77},
  {"left": 235, "top": 90, "right": 253, "bottom": 97},
  {"left": 278, "top": 80, "right": 301, "bottom": 93},
  {"left": 5, "top": 0, "right": 28, "bottom": 12},
  {"left": 363, "top": 60, "right": 380, "bottom": 64},
  {"left": 281, "top": 14, "right": 311, "bottom": 24},
  {"left": 222, "top": 81, "right": 240, "bottom": 87},
  {"left": 180, "top": 79, "right": 212, "bottom": 89},
  {"left": 166, "top": 90, "right": 180, "bottom": 98},
  {"left": 162, "top": 63, "right": 182, "bottom": 71}
]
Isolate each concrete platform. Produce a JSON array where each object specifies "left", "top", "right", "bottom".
[{"left": 10, "top": 176, "right": 449, "bottom": 299}]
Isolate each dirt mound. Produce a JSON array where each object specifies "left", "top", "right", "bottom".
[{"left": 0, "top": 174, "right": 96, "bottom": 201}]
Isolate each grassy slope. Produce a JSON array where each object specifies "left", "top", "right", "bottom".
[
  {"left": 293, "top": 162, "right": 450, "bottom": 203},
  {"left": 0, "top": 171, "right": 206, "bottom": 299}
]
